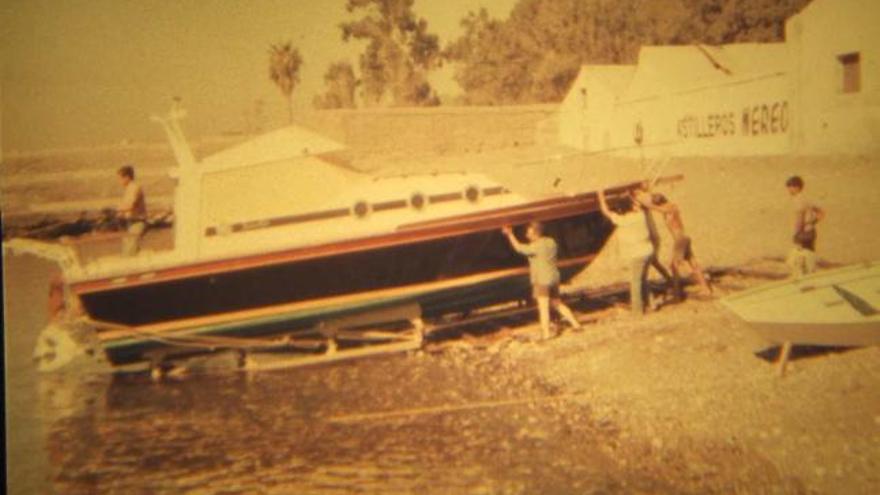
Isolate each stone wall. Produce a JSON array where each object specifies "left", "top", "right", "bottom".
[{"left": 294, "top": 104, "right": 559, "bottom": 161}]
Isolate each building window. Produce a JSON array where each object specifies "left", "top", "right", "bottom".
[{"left": 838, "top": 52, "right": 861, "bottom": 93}]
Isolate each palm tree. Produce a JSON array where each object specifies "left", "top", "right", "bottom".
[{"left": 268, "top": 43, "right": 303, "bottom": 123}]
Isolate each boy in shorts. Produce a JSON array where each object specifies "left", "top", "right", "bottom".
[
  {"left": 635, "top": 193, "right": 712, "bottom": 299},
  {"left": 785, "top": 176, "right": 824, "bottom": 276}
]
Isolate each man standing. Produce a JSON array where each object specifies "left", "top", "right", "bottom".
[
  {"left": 502, "top": 222, "right": 582, "bottom": 339},
  {"left": 598, "top": 189, "right": 655, "bottom": 315},
  {"left": 633, "top": 185, "right": 675, "bottom": 298},
  {"left": 117, "top": 165, "right": 147, "bottom": 256},
  {"left": 785, "top": 176, "right": 825, "bottom": 275},
  {"left": 635, "top": 193, "right": 712, "bottom": 299}
]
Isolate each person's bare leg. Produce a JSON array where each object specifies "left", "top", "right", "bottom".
[
  {"left": 537, "top": 296, "right": 551, "bottom": 340},
  {"left": 688, "top": 258, "right": 712, "bottom": 294},
  {"left": 552, "top": 299, "right": 581, "bottom": 330}
]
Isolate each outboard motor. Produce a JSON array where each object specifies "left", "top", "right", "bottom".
[{"left": 33, "top": 320, "right": 105, "bottom": 372}]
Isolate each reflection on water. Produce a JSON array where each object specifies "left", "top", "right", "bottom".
[{"left": 6, "top": 253, "right": 56, "bottom": 495}]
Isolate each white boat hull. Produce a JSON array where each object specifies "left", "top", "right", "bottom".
[{"left": 721, "top": 261, "right": 880, "bottom": 346}]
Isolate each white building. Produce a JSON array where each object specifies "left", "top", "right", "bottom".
[
  {"left": 558, "top": 65, "right": 635, "bottom": 153},
  {"left": 559, "top": 0, "right": 880, "bottom": 156},
  {"left": 788, "top": 0, "right": 880, "bottom": 154}
]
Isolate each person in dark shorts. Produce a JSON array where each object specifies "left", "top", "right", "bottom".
[
  {"left": 502, "top": 222, "right": 581, "bottom": 339},
  {"left": 634, "top": 193, "right": 712, "bottom": 299},
  {"left": 785, "top": 176, "right": 824, "bottom": 275}
]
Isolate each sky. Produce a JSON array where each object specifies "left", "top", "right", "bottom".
[{"left": 1, "top": 0, "right": 518, "bottom": 152}]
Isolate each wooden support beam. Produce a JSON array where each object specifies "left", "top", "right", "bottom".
[
  {"left": 335, "top": 329, "right": 418, "bottom": 342},
  {"left": 242, "top": 337, "right": 422, "bottom": 372},
  {"left": 777, "top": 341, "right": 793, "bottom": 377},
  {"left": 241, "top": 303, "right": 426, "bottom": 372}
]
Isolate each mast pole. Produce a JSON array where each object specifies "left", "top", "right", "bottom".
[{"left": 151, "top": 99, "right": 201, "bottom": 259}]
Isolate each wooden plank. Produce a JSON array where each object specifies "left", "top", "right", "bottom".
[
  {"left": 777, "top": 341, "right": 793, "bottom": 377},
  {"left": 320, "top": 303, "right": 421, "bottom": 331},
  {"left": 335, "top": 329, "right": 419, "bottom": 342},
  {"left": 242, "top": 338, "right": 422, "bottom": 372}
]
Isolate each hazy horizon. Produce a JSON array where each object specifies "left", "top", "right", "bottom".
[{"left": 1, "top": 0, "right": 518, "bottom": 153}]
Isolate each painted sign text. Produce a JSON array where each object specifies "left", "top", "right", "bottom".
[{"left": 677, "top": 101, "right": 789, "bottom": 139}]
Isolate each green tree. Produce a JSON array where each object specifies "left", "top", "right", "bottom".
[
  {"left": 340, "top": 0, "right": 441, "bottom": 106},
  {"left": 313, "top": 61, "right": 359, "bottom": 109},
  {"left": 443, "top": 9, "right": 521, "bottom": 105},
  {"left": 445, "top": 0, "right": 806, "bottom": 105},
  {"left": 268, "top": 42, "right": 303, "bottom": 123},
  {"left": 446, "top": 0, "right": 653, "bottom": 104},
  {"left": 672, "top": 0, "right": 810, "bottom": 45}
]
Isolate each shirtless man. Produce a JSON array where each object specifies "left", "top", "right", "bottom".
[{"left": 635, "top": 193, "right": 712, "bottom": 299}]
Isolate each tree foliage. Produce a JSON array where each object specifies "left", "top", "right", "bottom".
[
  {"left": 313, "top": 61, "right": 359, "bottom": 109},
  {"left": 340, "top": 0, "right": 441, "bottom": 106},
  {"left": 672, "top": 0, "right": 811, "bottom": 45},
  {"left": 445, "top": 0, "right": 810, "bottom": 105},
  {"left": 268, "top": 43, "right": 303, "bottom": 123}
]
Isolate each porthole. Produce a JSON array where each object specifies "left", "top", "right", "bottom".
[
  {"left": 353, "top": 200, "right": 370, "bottom": 218},
  {"left": 410, "top": 192, "right": 426, "bottom": 210},
  {"left": 465, "top": 185, "right": 481, "bottom": 203}
]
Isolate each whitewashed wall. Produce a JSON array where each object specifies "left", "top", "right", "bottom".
[
  {"left": 787, "top": 0, "right": 880, "bottom": 154},
  {"left": 558, "top": 0, "right": 880, "bottom": 157},
  {"left": 609, "top": 71, "right": 792, "bottom": 157}
]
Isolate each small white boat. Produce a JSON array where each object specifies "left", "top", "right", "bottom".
[{"left": 721, "top": 261, "right": 880, "bottom": 347}]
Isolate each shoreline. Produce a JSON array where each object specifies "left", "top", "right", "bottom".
[
  {"left": 4, "top": 252, "right": 879, "bottom": 494},
  {"left": 426, "top": 262, "right": 880, "bottom": 494},
  {"left": 3, "top": 143, "right": 879, "bottom": 493}
]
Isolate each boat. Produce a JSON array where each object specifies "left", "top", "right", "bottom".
[
  {"left": 4, "top": 106, "right": 673, "bottom": 373},
  {"left": 720, "top": 261, "right": 880, "bottom": 347}
]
